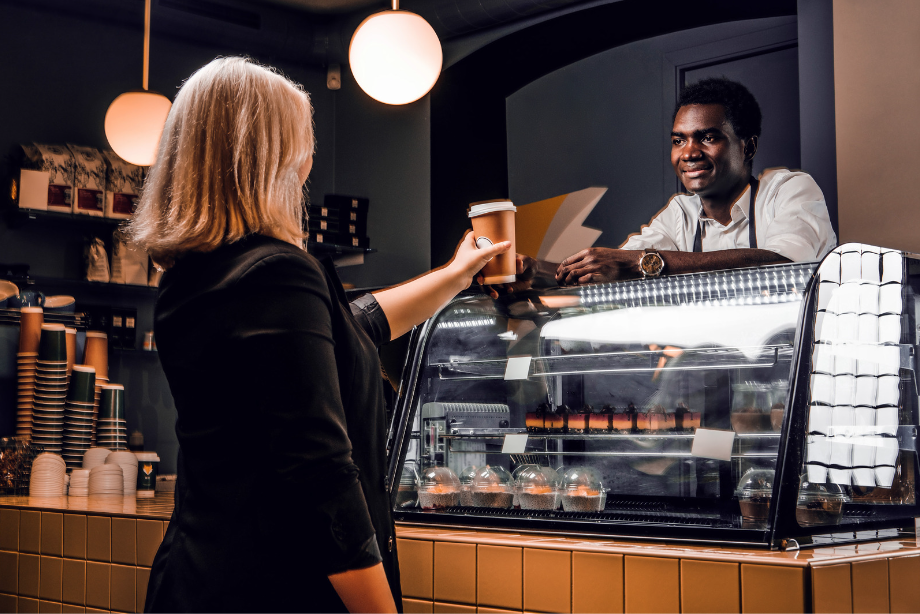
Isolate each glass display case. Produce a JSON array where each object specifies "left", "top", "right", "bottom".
[{"left": 386, "top": 244, "right": 920, "bottom": 549}]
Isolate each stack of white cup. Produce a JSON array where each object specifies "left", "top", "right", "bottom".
[
  {"left": 69, "top": 469, "right": 90, "bottom": 497},
  {"left": 82, "top": 447, "right": 111, "bottom": 470},
  {"left": 88, "top": 464, "right": 124, "bottom": 495},
  {"left": 29, "top": 453, "right": 66, "bottom": 497},
  {"left": 105, "top": 451, "right": 139, "bottom": 495}
]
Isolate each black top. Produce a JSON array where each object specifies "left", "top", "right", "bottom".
[{"left": 145, "top": 234, "right": 401, "bottom": 613}]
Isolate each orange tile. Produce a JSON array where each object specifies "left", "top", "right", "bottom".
[
  {"left": 110, "top": 520, "right": 135, "bottom": 567},
  {"left": 63, "top": 515, "right": 86, "bottom": 560},
  {"left": 83, "top": 608, "right": 109, "bottom": 613},
  {"left": 0, "top": 550, "right": 18, "bottom": 594},
  {"left": 39, "top": 600, "right": 62, "bottom": 613},
  {"left": 398, "top": 539, "right": 434, "bottom": 600},
  {"left": 61, "top": 604, "right": 84, "bottom": 613},
  {"left": 84, "top": 562, "right": 110, "bottom": 611},
  {"left": 19, "top": 596, "right": 39, "bottom": 613},
  {"left": 403, "top": 598, "right": 434, "bottom": 613},
  {"left": 851, "top": 559, "right": 888, "bottom": 613},
  {"left": 21, "top": 511, "right": 41, "bottom": 554},
  {"left": 523, "top": 548, "right": 570, "bottom": 613},
  {"left": 135, "top": 521, "right": 162, "bottom": 567},
  {"left": 0, "top": 592, "right": 16, "bottom": 613},
  {"left": 434, "top": 602, "right": 478, "bottom": 613},
  {"left": 434, "top": 542, "right": 476, "bottom": 605},
  {"left": 572, "top": 552, "right": 623, "bottom": 614},
  {"left": 740, "top": 564, "right": 805, "bottom": 613},
  {"left": 136, "top": 567, "right": 150, "bottom": 613},
  {"left": 62, "top": 559, "right": 86, "bottom": 606},
  {"left": 889, "top": 555, "right": 920, "bottom": 614},
  {"left": 85, "top": 518, "right": 110, "bottom": 563},
  {"left": 477, "top": 545, "right": 522, "bottom": 611},
  {"left": 0, "top": 509, "right": 20, "bottom": 551},
  {"left": 477, "top": 608, "right": 521, "bottom": 613},
  {"left": 20, "top": 553, "right": 41, "bottom": 598},
  {"left": 40, "top": 513, "right": 63, "bottom": 557},
  {"left": 624, "top": 556, "right": 679, "bottom": 613},
  {"left": 39, "top": 556, "right": 63, "bottom": 602},
  {"left": 681, "top": 559, "right": 739, "bottom": 613},
  {"left": 812, "top": 564, "right": 851, "bottom": 614},
  {"left": 110, "top": 565, "right": 135, "bottom": 613}
]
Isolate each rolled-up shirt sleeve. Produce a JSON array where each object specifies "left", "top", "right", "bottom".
[
  {"left": 620, "top": 199, "right": 684, "bottom": 251},
  {"left": 760, "top": 173, "right": 838, "bottom": 262},
  {"left": 236, "top": 254, "right": 382, "bottom": 575},
  {"left": 349, "top": 293, "right": 391, "bottom": 348}
]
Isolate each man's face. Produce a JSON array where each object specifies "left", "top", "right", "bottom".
[{"left": 671, "top": 103, "right": 750, "bottom": 197}]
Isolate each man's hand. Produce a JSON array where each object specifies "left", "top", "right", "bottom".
[
  {"left": 477, "top": 254, "right": 536, "bottom": 298},
  {"left": 555, "top": 248, "right": 643, "bottom": 285}
]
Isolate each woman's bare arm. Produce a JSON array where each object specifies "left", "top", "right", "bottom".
[{"left": 328, "top": 563, "right": 397, "bottom": 613}]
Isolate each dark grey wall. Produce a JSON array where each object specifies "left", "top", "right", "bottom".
[{"left": 506, "top": 17, "right": 803, "bottom": 250}]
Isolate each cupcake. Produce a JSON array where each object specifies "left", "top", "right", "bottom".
[
  {"left": 560, "top": 467, "right": 604, "bottom": 512},
  {"left": 471, "top": 465, "right": 514, "bottom": 508},
  {"left": 417, "top": 466, "right": 461, "bottom": 510},
  {"left": 518, "top": 466, "right": 560, "bottom": 511}
]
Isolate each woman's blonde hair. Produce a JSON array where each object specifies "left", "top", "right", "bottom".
[{"left": 128, "top": 56, "right": 314, "bottom": 266}]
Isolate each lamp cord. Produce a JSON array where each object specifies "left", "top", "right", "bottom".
[{"left": 143, "top": 0, "right": 151, "bottom": 90}]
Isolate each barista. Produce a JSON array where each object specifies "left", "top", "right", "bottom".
[{"left": 554, "top": 77, "right": 837, "bottom": 285}]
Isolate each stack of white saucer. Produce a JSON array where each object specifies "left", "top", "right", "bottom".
[
  {"left": 29, "top": 453, "right": 66, "bottom": 497},
  {"left": 69, "top": 469, "right": 90, "bottom": 497},
  {"left": 82, "top": 447, "right": 111, "bottom": 470},
  {"left": 88, "top": 464, "right": 124, "bottom": 495},
  {"left": 105, "top": 451, "right": 138, "bottom": 495}
]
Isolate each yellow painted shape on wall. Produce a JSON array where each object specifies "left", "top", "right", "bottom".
[{"left": 515, "top": 195, "right": 566, "bottom": 258}]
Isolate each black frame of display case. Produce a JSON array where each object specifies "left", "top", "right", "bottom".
[{"left": 385, "top": 257, "right": 920, "bottom": 550}]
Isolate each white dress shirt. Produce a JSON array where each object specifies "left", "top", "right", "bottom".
[{"left": 621, "top": 168, "right": 837, "bottom": 262}]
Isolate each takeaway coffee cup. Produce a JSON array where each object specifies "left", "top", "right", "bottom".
[
  {"left": 134, "top": 452, "right": 160, "bottom": 497},
  {"left": 468, "top": 200, "right": 517, "bottom": 285}
]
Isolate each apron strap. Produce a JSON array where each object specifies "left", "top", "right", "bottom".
[{"left": 693, "top": 176, "right": 760, "bottom": 253}]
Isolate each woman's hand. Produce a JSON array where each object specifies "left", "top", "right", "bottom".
[{"left": 446, "top": 231, "right": 512, "bottom": 286}]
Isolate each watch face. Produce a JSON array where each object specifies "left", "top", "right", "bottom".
[{"left": 641, "top": 253, "right": 664, "bottom": 277}]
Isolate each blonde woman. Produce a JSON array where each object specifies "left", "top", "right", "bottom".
[{"left": 131, "top": 57, "right": 508, "bottom": 613}]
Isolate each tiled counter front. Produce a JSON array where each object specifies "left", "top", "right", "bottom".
[
  {"left": 0, "top": 496, "right": 172, "bottom": 613},
  {"left": 394, "top": 526, "right": 920, "bottom": 614}
]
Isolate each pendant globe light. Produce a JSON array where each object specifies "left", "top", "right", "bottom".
[
  {"left": 348, "top": 0, "right": 443, "bottom": 105},
  {"left": 104, "top": 0, "right": 172, "bottom": 166}
]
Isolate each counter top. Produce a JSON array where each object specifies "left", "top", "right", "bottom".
[
  {"left": 0, "top": 492, "right": 174, "bottom": 519},
  {"left": 394, "top": 524, "right": 920, "bottom": 568}
]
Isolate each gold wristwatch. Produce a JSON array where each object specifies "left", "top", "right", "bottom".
[{"left": 639, "top": 249, "right": 665, "bottom": 278}]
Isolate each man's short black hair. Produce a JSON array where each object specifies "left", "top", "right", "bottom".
[{"left": 675, "top": 77, "right": 762, "bottom": 140}]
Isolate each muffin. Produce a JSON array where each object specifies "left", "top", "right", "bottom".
[
  {"left": 471, "top": 465, "right": 513, "bottom": 508},
  {"left": 417, "top": 466, "right": 461, "bottom": 510},
  {"left": 560, "top": 467, "right": 604, "bottom": 512},
  {"left": 735, "top": 468, "right": 775, "bottom": 527},
  {"left": 518, "top": 466, "right": 561, "bottom": 510}
]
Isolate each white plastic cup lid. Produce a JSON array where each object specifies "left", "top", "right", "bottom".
[
  {"left": 134, "top": 452, "right": 161, "bottom": 462},
  {"left": 21, "top": 307, "right": 43, "bottom": 314},
  {"left": 41, "top": 323, "right": 66, "bottom": 331},
  {"left": 86, "top": 331, "right": 108, "bottom": 339},
  {"left": 468, "top": 201, "right": 516, "bottom": 217},
  {"left": 72, "top": 365, "right": 96, "bottom": 373}
]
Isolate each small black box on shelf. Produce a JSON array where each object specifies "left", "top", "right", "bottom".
[
  {"left": 307, "top": 205, "right": 368, "bottom": 236},
  {"left": 323, "top": 194, "right": 369, "bottom": 214}
]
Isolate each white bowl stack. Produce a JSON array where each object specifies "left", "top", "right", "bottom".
[
  {"left": 105, "top": 451, "right": 139, "bottom": 495},
  {"left": 69, "top": 469, "right": 90, "bottom": 497},
  {"left": 82, "top": 447, "right": 111, "bottom": 470},
  {"left": 29, "top": 453, "right": 66, "bottom": 497},
  {"left": 88, "top": 464, "right": 124, "bottom": 496}
]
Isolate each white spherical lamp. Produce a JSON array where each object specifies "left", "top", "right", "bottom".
[
  {"left": 104, "top": 90, "right": 172, "bottom": 166},
  {"left": 349, "top": 6, "right": 443, "bottom": 105}
]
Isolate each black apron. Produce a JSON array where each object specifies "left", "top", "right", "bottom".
[{"left": 692, "top": 177, "right": 759, "bottom": 252}]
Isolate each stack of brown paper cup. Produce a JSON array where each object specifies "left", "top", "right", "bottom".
[
  {"left": 83, "top": 331, "right": 109, "bottom": 435},
  {"left": 16, "top": 307, "right": 44, "bottom": 439}
]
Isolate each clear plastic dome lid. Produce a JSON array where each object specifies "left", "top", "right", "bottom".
[
  {"left": 735, "top": 468, "right": 775, "bottom": 498},
  {"left": 518, "top": 466, "right": 560, "bottom": 493},
  {"left": 561, "top": 467, "right": 603, "bottom": 495},
  {"left": 798, "top": 474, "right": 850, "bottom": 503},
  {"left": 472, "top": 465, "right": 513, "bottom": 492},
  {"left": 459, "top": 465, "right": 479, "bottom": 485},
  {"left": 399, "top": 461, "right": 419, "bottom": 486},
  {"left": 417, "top": 466, "right": 461, "bottom": 493},
  {"left": 511, "top": 463, "right": 539, "bottom": 483}
]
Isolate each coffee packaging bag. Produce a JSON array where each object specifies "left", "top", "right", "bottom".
[
  {"left": 19, "top": 143, "right": 75, "bottom": 212},
  {"left": 102, "top": 150, "right": 144, "bottom": 220},
  {"left": 85, "top": 237, "right": 110, "bottom": 282},
  {"left": 110, "top": 230, "right": 149, "bottom": 285},
  {"left": 68, "top": 145, "right": 106, "bottom": 217}
]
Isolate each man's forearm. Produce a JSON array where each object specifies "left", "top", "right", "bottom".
[{"left": 660, "top": 248, "right": 791, "bottom": 275}]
